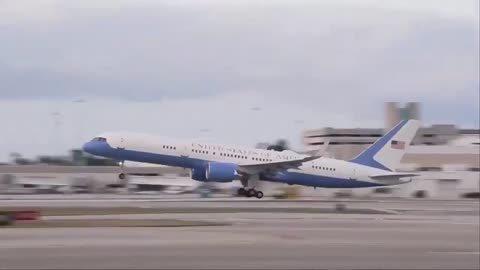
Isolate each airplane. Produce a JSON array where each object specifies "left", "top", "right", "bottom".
[{"left": 83, "top": 120, "right": 420, "bottom": 199}]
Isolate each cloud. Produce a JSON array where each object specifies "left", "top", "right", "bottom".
[
  {"left": 0, "top": 0, "right": 63, "bottom": 25},
  {"left": 0, "top": 0, "right": 478, "bottom": 160},
  {"left": 1, "top": 2, "right": 477, "bottom": 101}
]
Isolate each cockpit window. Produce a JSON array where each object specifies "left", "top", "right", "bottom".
[{"left": 93, "top": 137, "right": 107, "bottom": 142}]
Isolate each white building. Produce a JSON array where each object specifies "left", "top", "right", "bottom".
[{"left": 301, "top": 102, "right": 480, "bottom": 199}]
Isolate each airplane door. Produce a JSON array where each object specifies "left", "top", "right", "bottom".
[
  {"left": 180, "top": 145, "right": 190, "bottom": 168},
  {"left": 350, "top": 168, "right": 357, "bottom": 180}
]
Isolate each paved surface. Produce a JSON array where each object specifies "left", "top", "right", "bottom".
[
  {"left": 0, "top": 199, "right": 479, "bottom": 269},
  {"left": 1, "top": 195, "right": 479, "bottom": 214},
  {"left": 0, "top": 165, "right": 181, "bottom": 174}
]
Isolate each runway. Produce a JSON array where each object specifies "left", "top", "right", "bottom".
[
  {"left": 1, "top": 195, "right": 479, "bottom": 217},
  {"left": 1, "top": 197, "right": 479, "bottom": 269},
  {"left": 1, "top": 209, "right": 479, "bottom": 270}
]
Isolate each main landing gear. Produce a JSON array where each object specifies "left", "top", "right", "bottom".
[
  {"left": 237, "top": 187, "right": 264, "bottom": 199},
  {"left": 237, "top": 175, "right": 263, "bottom": 199}
]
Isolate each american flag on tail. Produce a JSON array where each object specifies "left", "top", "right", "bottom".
[{"left": 391, "top": 140, "right": 405, "bottom": 149}]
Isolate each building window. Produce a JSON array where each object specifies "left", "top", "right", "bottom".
[{"left": 418, "top": 167, "right": 442, "bottom": 172}]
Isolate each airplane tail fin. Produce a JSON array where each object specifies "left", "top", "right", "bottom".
[{"left": 350, "top": 120, "right": 420, "bottom": 171}]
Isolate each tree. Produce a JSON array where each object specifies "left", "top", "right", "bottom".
[
  {"left": 9, "top": 152, "right": 22, "bottom": 164},
  {"left": 267, "top": 139, "right": 290, "bottom": 152}
]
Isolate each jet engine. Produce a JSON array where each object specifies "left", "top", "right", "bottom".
[
  {"left": 191, "top": 167, "right": 207, "bottom": 181},
  {"left": 205, "top": 162, "right": 238, "bottom": 182},
  {"left": 190, "top": 162, "right": 238, "bottom": 182}
]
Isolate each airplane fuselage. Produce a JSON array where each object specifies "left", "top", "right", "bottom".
[{"left": 83, "top": 132, "right": 399, "bottom": 189}]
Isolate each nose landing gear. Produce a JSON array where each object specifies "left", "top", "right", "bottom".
[{"left": 118, "top": 161, "right": 126, "bottom": 180}]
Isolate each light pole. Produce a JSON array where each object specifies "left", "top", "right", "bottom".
[{"left": 51, "top": 111, "right": 63, "bottom": 156}]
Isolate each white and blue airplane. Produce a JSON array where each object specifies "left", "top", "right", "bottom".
[{"left": 83, "top": 120, "right": 420, "bottom": 199}]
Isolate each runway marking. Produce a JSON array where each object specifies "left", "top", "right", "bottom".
[{"left": 427, "top": 251, "right": 480, "bottom": 255}]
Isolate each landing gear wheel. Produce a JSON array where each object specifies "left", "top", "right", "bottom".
[
  {"left": 118, "top": 173, "right": 126, "bottom": 180},
  {"left": 255, "top": 191, "right": 264, "bottom": 199},
  {"left": 237, "top": 188, "right": 246, "bottom": 196},
  {"left": 247, "top": 189, "right": 256, "bottom": 198}
]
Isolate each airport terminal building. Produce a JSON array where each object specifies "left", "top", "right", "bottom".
[
  {"left": 302, "top": 102, "right": 480, "bottom": 198},
  {"left": 1, "top": 102, "right": 478, "bottom": 199}
]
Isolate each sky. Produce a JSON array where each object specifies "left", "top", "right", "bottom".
[{"left": 0, "top": 0, "right": 479, "bottom": 162}]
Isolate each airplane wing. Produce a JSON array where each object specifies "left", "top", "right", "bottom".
[{"left": 237, "top": 154, "right": 321, "bottom": 175}]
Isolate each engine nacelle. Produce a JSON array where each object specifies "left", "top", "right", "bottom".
[
  {"left": 205, "top": 162, "right": 237, "bottom": 182},
  {"left": 191, "top": 168, "right": 207, "bottom": 182}
]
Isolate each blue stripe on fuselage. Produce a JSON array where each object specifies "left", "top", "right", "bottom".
[
  {"left": 260, "top": 172, "right": 383, "bottom": 188},
  {"left": 83, "top": 140, "right": 383, "bottom": 188}
]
